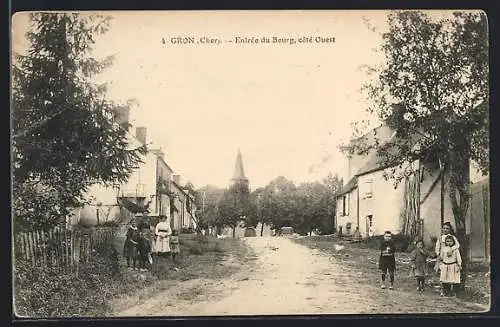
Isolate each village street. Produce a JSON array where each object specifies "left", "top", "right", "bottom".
[{"left": 114, "top": 237, "right": 488, "bottom": 317}]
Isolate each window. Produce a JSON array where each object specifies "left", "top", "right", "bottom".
[
  {"left": 364, "top": 179, "right": 373, "bottom": 198},
  {"left": 342, "top": 194, "right": 349, "bottom": 216}
]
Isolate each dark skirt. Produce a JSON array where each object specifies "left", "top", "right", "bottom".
[
  {"left": 379, "top": 255, "right": 396, "bottom": 271},
  {"left": 123, "top": 239, "right": 139, "bottom": 259}
]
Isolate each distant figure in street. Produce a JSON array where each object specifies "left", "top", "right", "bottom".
[
  {"left": 123, "top": 218, "right": 140, "bottom": 269},
  {"left": 154, "top": 215, "right": 172, "bottom": 257},
  {"left": 410, "top": 239, "right": 429, "bottom": 292},
  {"left": 170, "top": 229, "right": 180, "bottom": 261},
  {"left": 439, "top": 235, "right": 462, "bottom": 297},
  {"left": 434, "top": 222, "right": 460, "bottom": 274},
  {"left": 378, "top": 231, "right": 397, "bottom": 290}
]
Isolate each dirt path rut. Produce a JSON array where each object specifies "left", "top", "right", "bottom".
[{"left": 114, "top": 237, "right": 487, "bottom": 316}]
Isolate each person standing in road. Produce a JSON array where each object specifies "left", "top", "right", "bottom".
[
  {"left": 170, "top": 229, "right": 180, "bottom": 261},
  {"left": 439, "top": 235, "right": 462, "bottom": 297},
  {"left": 410, "top": 239, "right": 429, "bottom": 292},
  {"left": 379, "top": 230, "right": 397, "bottom": 290},
  {"left": 434, "top": 222, "right": 460, "bottom": 274}
]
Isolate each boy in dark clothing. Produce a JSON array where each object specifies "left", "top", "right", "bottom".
[{"left": 379, "top": 230, "right": 397, "bottom": 290}]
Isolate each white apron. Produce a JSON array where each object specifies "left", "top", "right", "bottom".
[{"left": 154, "top": 221, "right": 172, "bottom": 253}]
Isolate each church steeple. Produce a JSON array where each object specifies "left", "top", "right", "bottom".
[{"left": 231, "top": 148, "right": 248, "bottom": 184}]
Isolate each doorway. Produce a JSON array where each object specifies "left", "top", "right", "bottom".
[{"left": 366, "top": 215, "right": 374, "bottom": 237}]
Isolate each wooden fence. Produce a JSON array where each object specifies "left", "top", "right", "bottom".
[{"left": 14, "top": 226, "right": 117, "bottom": 274}]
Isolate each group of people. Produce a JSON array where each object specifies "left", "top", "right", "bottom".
[
  {"left": 378, "top": 222, "right": 462, "bottom": 297},
  {"left": 122, "top": 215, "right": 181, "bottom": 271}
]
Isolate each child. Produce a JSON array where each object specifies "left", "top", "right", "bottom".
[
  {"left": 123, "top": 219, "right": 140, "bottom": 269},
  {"left": 439, "top": 235, "right": 462, "bottom": 297},
  {"left": 378, "top": 231, "right": 397, "bottom": 290},
  {"left": 434, "top": 222, "right": 460, "bottom": 274},
  {"left": 170, "top": 229, "right": 180, "bottom": 261},
  {"left": 137, "top": 230, "right": 152, "bottom": 271},
  {"left": 410, "top": 239, "right": 429, "bottom": 292}
]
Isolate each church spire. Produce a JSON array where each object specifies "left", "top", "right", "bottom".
[{"left": 231, "top": 148, "right": 248, "bottom": 183}]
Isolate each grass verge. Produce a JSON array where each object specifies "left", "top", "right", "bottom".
[
  {"left": 108, "top": 233, "right": 255, "bottom": 313},
  {"left": 292, "top": 235, "right": 490, "bottom": 306},
  {"left": 14, "top": 233, "right": 254, "bottom": 318}
]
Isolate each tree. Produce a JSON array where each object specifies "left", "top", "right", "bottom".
[
  {"left": 349, "top": 10, "right": 488, "bottom": 289},
  {"left": 216, "top": 188, "right": 241, "bottom": 238},
  {"left": 12, "top": 13, "right": 147, "bottom": 232},
  {"left": 195, "top": 184, "right": 225, "bottom": 232},
  {"left": 294, "top": 182, "right": 333, "bottom": 235},
  {"left": 322, "top": 173, "right": 343, "bottom": 232},
  {"left": 256, "top": 177, "right": 295, "bottom": 230},
  {"left": 250, "top": 187, "right": 272, "bottom": 236}
]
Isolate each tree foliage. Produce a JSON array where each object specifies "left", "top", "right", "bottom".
[
  {"left": 12, "top": 13, "right": 147, "bottom": 232},
  {"left": 344, "top": 10, "right": 488, "bottom": 286},
  {"left": 193, "top": 184, "right": 225, "bottom": 230},
  {"left": 194, "top": 173, "right": 343, "bottom": 236}
]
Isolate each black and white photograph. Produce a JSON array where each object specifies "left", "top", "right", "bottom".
[{"left": 11, "top": 10, "right": 490, "bottom": 318}]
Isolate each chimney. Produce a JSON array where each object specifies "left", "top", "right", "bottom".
[
  {"left": 114, "top": 106, "right": 130, "bottom": 127},
  {"left": 136, "top": 127, "right": 147, "bottom": 145},
  {"left": 152, "top": 148, "right": 165, "bottom": 159},
  {"left": 173, "top": 174, "right": 181, "bottom": 185}
]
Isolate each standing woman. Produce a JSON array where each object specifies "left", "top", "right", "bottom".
[
  {"left": 435, "top": 222, "right": 460, "bottom": 261},
  {"left": 154, "top": 215, "right": 172, "bottom": 257}
]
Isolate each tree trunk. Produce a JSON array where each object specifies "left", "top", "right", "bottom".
[
  {"left": 260, "top": 220, "right": 265, "bottom": 236},
  {"left": 449, "top": 156, "right": 470, "bottom": 292},
  {"left": 232, "top": 226, "right": 236, "bottom": 239}
]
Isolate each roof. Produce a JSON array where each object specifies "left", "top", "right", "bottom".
[
  {"left": 171, "top": 180, "right": 187, "bottom": 194},
  {"left": 155, "top": 153, "right": 174, "bottom": 174},
  {"left": 336, "top": 125, "right": 422, "bottom": 197},
  {"left": 342, "top": 124, "right": 395, "bottom": 152},
  {"left": 232, "top": 149, "right": 248, "bottom": 181},
  {"left": 354, "top": 132, "right": 421, "bottom": 177},
  {"left": 337, "top": 176, "right": 358, "bottom": 196},
  {"left": 171, "top": 180, "right": 195, "bottom": 201}
]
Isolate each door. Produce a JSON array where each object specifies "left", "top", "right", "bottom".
[{"left": 366, "top": 215, "right": 374, "bottom": 237}]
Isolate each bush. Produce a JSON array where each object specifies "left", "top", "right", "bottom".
[
  {"left": 13, "top": 253, "right": 119, "bottom": 318},
  {"left": 244, "top": 227, "right": 256, "bottom": 237},
  {"left": 362, "top": 234, "right": 412, "bottom": 252},
  {"left": 181, "top": 227, "right": 195, "bottom": 234},
  {"left": 179, "top": 234, "right": 226, "bottom": 255}
]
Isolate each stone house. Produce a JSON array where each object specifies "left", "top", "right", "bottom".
[{"left": 335, "top": 124, "right": 461, "bottom": 246}]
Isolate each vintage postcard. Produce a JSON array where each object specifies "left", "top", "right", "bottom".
[{"left": 11, "top": 10, "right": 490, "bottom": 318}]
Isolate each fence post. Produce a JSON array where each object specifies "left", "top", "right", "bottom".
[
  {"left": 29, "top": 231, "right": 36, "bottom": 265},
  {"left": 41, "top": 230, "right": 48, "bottom": 268}
]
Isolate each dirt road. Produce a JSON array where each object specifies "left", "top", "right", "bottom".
[{"left": 114, "top": 237, "right": 488, "bottom": 316}]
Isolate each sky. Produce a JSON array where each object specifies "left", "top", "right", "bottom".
[{"left": 12, "top": 10, "right": 393, "bottom": 189}]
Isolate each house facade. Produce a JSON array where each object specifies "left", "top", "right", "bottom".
[
  {"left": 70, "top": 106, "right": 195, "bottom": 231},
  {"left": 335, "top": 124, "right": 458, "bottom": 245},
  {"left": 170, "top": 175, "right": 198, "bottom": 231}
]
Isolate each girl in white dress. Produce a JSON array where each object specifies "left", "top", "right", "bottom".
[{"left": 439, "top": 235, "right": 462, "bottom": 297}]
